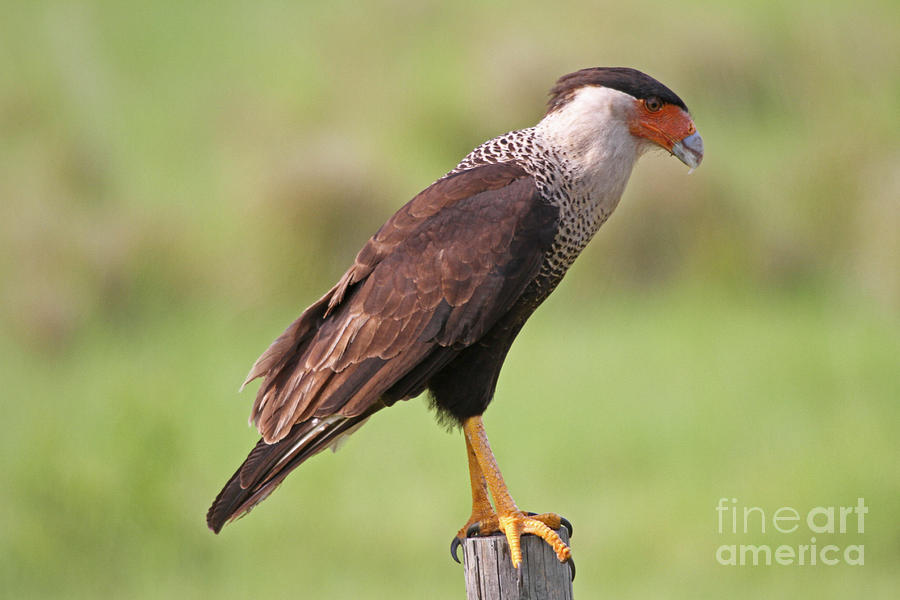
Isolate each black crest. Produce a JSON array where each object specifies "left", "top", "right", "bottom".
[{"left": 547, "top": 67, "right": 688, "bottom": 114}]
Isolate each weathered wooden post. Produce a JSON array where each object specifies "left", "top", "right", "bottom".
[{"left": 462, "top": 528, "right": 574, "bottom": 599}]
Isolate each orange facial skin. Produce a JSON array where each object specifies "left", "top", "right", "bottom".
[{"left": 628, "top": 100, "right": 697, "bottom": 152}]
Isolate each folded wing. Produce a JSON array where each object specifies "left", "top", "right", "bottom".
[{"left": 207, "top": 162, "right": 558, "bottom": 532}]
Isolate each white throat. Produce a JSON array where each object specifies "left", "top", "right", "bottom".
[
  {"left": 534, "top": 86, "right": 644, "bottom": 207},
  {"left": 448, "top": 85, "right": 654, "bottom": 281}
]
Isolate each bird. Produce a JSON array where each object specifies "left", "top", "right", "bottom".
[{"left": 206, "top": 67, "right": 703, "bottom": 569}]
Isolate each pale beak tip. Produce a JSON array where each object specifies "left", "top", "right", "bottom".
[{"left": 672, "top": 132, "right": 704, "bottom": 170}]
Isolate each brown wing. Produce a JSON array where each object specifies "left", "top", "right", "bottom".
[
  {"left": 207, "top": 162, "right": 559, "bottom": 532},
  {"left": 244, "top": 162, "right": 558, "bottom": 444}
]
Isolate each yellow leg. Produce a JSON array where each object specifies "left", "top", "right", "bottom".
[
  {"left": 451, "top": 434, "right": 500, "bottom": 563},
  {"left": 458, "top": 434, "right": 498, "bottom": 537},
  {"left": 462, "top": 415, "right": 571, "bottom": 568}
]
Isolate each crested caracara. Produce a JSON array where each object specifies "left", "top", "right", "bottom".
[{"left": 207, "top": 67, "right": 703, "bottom": 569}]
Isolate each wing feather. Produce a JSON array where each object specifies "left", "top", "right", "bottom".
[{"left": 246, "top": 162, "right": 558, "bottom": 443}]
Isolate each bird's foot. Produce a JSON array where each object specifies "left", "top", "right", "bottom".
[
  {"left": 465, "top": 511, "right": 572, "bottom": 568},
  {"left": 450, "top": 508, "right": 498, "bottom": 563},
  {"left": 455, "top": 417, "right": 573, "bottom": 571}
]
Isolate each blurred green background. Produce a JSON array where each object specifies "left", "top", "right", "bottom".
[{"left": 2, "top": 0, "right": 898, "bottom": 598}]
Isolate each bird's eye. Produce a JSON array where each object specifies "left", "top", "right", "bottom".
[{"left": 645, "top": 97, "right": 663, "bottom": 112}]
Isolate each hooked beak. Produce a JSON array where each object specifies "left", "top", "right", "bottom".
[{"left": 671, "top": 131, "right": 704, "bottom": 169}]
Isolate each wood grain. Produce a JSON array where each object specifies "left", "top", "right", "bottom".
[{"left": 463, "top": 529, "right": 574, "bottom": 599}]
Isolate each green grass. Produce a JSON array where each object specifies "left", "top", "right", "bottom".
[{"left": 2, "top": 287, "right": 897, "bottom": 599}]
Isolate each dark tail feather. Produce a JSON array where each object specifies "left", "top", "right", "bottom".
[{"left": 206, "top": 411, "right": 374, "bottom": 533}]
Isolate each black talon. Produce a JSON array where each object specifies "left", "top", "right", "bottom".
[
  {"left": 560, "top": 516, "right": 573, "bottom": 537},
  {"left": 466, "top": 522, "right": 481, "bottom": 538},
  {"left": 450, "top": 536, "right": 463, "bottom": 564},
  {"left": 566, "top": 557, "right": 576, "bottom": 581}
]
